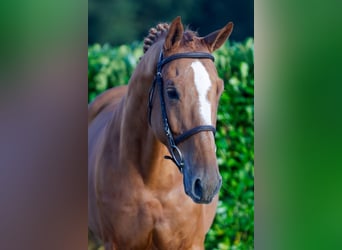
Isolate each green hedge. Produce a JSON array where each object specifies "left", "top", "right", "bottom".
[{"left": 88, "top": 39, "right": 254, "bottom": 250}]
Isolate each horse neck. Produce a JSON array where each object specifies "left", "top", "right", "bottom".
[{"left": 115, "top": 42, "right": 177, "bottom": 184}]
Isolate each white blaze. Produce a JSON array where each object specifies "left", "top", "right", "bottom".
[{"left": 191, "top": 61, "right": 212, "bottom": 125}]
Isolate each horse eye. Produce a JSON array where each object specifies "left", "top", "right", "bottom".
[{"left": 167, "top": 88, "right": 179, "bottom": 100}]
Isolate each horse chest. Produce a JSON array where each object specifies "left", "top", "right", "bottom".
[
  {"left": 151, "top": 201, "right": 206, "bottom": 249},
  {"left": 108, "top": 186, "right": 207, "bottom": 249}
]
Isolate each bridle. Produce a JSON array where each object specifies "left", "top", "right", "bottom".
[{"left": 148, "top": 51, "right": 217, "bottom": 173}]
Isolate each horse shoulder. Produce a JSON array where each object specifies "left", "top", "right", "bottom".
[{"left": 88, "top": 85, "right": 128, "bottom": 240}]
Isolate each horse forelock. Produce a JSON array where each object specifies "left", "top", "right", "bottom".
[
  {"left": 183, "top": 29, "right": 198, "bottom": 42},
  {"left": 143, "top": 23, "right": 199, "bottom": 54}
]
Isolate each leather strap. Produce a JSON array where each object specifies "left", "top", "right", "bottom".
[
  {"left": 158, "top": 52, "right": 215, "bottom": 70},
  {"left": 174, "top": 125, "right": 216, "bottom": 145}
]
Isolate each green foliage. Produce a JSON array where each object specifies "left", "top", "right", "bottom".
[
  {"left": 206, "top": 39, "right": 254, "bottom": 250},
  {"left": 88, "top": 42, "right": 143, "bottom": 102},
  {"left": 88, "top": 39, "right": 254, "bottom": 250}
]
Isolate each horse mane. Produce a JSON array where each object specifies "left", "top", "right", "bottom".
[{"left": 143, "top": 22, "right": 198, "bottom": 54}]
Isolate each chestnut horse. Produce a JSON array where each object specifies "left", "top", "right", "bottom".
[{"left": 88, "top": 17, "right": 233, "bottom": 249}]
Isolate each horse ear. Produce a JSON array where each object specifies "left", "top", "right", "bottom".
[
  {"left": 164, "top": 16, "right": 184, "bottom": 51},
  {"left": 202, "top": 22, "right": 234, "bottom": 52}
]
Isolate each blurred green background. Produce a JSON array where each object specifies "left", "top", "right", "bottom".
[{"left": 88, "top": 0, "right": 253, "bottom": 45}]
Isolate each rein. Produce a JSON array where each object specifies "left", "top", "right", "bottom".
[{"left": 148, "top": 51, "right": 216, "bottom": 173}]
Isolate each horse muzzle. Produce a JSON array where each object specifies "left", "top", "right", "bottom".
[{"left": 183, "top": 170, "right": 222, "bottom": 204}]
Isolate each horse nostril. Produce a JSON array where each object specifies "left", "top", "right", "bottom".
[{"left": 194, "top": 178, "right": 203, "bottom": 199}]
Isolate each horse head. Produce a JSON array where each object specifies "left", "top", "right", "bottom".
[{"left": 149, "top": 17, "right": 233, "bottom": 204}]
